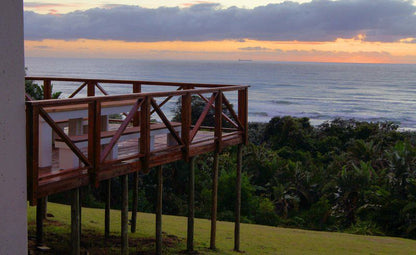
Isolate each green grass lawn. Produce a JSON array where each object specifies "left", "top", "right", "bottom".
[{"left": 28, "top": 202, "right": 416, "bottom": 254}]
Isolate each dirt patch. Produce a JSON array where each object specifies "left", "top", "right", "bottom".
[{"left": 29, "top": 222, "right": 184, "bottom": 254}]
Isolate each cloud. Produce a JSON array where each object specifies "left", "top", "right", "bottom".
[
  {"left": 399, "top": 37, "right": 416, "bottom": 43},
  {"left": 275, "top": 49, "right": 392, "bottom": 57},
  {"left": 239, "top": 46, "right": 270, "bottom": 51},
  {"left": 24, "top": 0, "right": 416, "bottom": 42},
  {"left": 24, "top": 3, "right": 66, "bottom": 8},
  {"left": 100, "top": 4, "right": 127, "bottom": 9},
  {"left": 33, "top": 45, "right": 53, "bottom": 49},
  {"left": 182, "top": 1, "right": 219, "bottom": 7}
]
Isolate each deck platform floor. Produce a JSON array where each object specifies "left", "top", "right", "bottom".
[{"left": 43, "top": 130, "right": 215, "bottom": 178}]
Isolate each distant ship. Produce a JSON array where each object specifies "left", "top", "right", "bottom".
[{"left": 238, "top": 59, "right": 253, "bottom": 62}]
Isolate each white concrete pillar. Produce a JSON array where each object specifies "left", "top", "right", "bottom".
[{"left": 0, "top": 0, "right": 27, "bottom": 254}]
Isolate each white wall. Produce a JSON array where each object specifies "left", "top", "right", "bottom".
[{"left": 0, "top": 0, "right": 27, "bottom": 254}]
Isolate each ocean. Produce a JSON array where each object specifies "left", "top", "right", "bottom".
[{"left": 25, "top": 57, "right": 416, "bottom": 129}]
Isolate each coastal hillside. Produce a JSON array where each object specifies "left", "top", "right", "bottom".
[{"left": 28, "top": 202, "right": 416, "bottom": 254}]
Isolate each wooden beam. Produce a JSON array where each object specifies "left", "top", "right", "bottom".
[
  {"left": 198, "top": 93, "right": 239, "bottom": 129},
  {"left": 95, "top": 83, "right": 109, "bottom": 96},
  {"left": 150, "top": 86, "right": 182, "bottom": 115},
  {"left": 71, "top": 188, "right": 80, "bottom": 255},
  {"left": 150, "top": 98, "right": 182, "bottom": 145},
  {"left": 210, "top": 153, "right": 219, "bottom": 250},
  {"left": 39, "top": 107, "right": 90, "bottom": 167},
  {"left": 187, "top": 157, "right": 196, "bottom": 252},
  {"left": 190, "top": 93, "right": 216, "bottom": 142},
  {"left": 25, "top": 92, "right": 33, "bottom": 101},
  {"left": 131, "top": 171, "right": 139, "bottom": 233},
  {"left": 105, "top": 179, "right": 111, "bottom": 239},
  {"left": 156, "top": 166, "right": 163, "bottom": 255},
  {"left": 222, "top": 93, "right": 243, "bottom": 130},
  {"left": 234, "top": 144, "right": 243, "bottom": 252},
  {"left": 121, "top": 175, "right": 129, "bottom": 255},
  {"left": 101, "top": 99, "right": 142, "bottom": 162},
  {"left": 69, "top": 82, "right": 87, "bottom": 98}
]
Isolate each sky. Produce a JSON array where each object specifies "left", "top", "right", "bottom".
[{"left": 24, "top": 0, "right": 416, "bottom": 64}]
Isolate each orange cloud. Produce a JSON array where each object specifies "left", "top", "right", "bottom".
[{"left": 24, "top": 37, "right": 416, "bottom": 64}]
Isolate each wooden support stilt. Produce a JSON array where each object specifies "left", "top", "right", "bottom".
[
  {"left": 210, "top": 153, "right": 219, "bottom": 250},
  {"left": 71, "top": 188, "right": 80, "bottom": 255},
  {"left": 131, "top": 171, "right": 139, "bottom": 233},
  {"left": 105, "top": 179, "right": 111, "bottom": 239},
  {"left": 121, "top": 175, "right": 129, "bottom": 255},
  {"left": 79, "top": 189, "right": 82, "bottom": 240},
  {"left": 156, "top": 165, "right": 163, "bottom": 255},
  {"left": 234, "top": 144, "right": 242, "bottom": 252},
  {"left": 36, "top": 197, "right": 45, "bottom": 247},
  {"left": 43, "top": 196, "right": 48, "bottom": 219},
  {"left": 187, "top": 157, "right": 196, "bottom": 252}
]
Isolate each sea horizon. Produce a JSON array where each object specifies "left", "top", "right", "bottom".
[{"left": 25, "top": 57, "right": 416, "bottom": 129}]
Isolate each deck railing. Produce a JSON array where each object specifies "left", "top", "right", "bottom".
[{"left": 25, "top": 77, "right": 248, "bottom": 204}]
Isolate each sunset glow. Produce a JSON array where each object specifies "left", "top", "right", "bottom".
[
  {"left": 25, "top": 37, "right": 416, "bottom": 64},
  {"left": 23, "top": 0, "right": 416, "bottom": 64}
]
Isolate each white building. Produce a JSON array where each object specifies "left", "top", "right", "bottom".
[{"left": 0, "top": 1, "right": 27, "bottom": 254}]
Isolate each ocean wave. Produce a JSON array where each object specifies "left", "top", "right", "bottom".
[
  {"left": 271, "top": 100, "right": 295, "bottom": 105},
  {"left": 251, "top": 112, "right": 269, "bottom": 117}
]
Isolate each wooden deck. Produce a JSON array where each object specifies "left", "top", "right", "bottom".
[{"left": 26, "top": 77, "right": 248, "bottom": 205}]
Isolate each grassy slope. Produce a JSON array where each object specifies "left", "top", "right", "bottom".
[{"left": 28, "top": 202, "right": 416, "bottom": 254}]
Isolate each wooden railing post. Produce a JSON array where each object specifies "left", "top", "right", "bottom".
[
  {"left": 140, "top": 96, "right": 151, "bottom": 172},
  {"left": 215, "top": 91, "right": 223, "bottom": 152},
  {"left": 132, "top": 83, "right": 141, "bottom": 127},
  {"left": 182, "top": 92, "right": 191, "bottom": 160},
  {"left": 88, "top": 100, "right": 101, "bottom": 186},
  {"left": 87, "top": 81, "right": 95, "bottom": 97},
  {"left": 43, "top": 79, "right": 52, "bottom": 99},
  {"left": 238, "top": 88, "right": 248, "bottom": 145},
  {"left": 131, "top": 83, "right": 142, "bottom": 233},
  {"left": 26, "top": 103, "right": 39, "bottom": 205}
]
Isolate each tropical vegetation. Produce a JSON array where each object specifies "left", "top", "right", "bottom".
[{"left": 47, "top": 97, "right": 416, "bottom": 239}]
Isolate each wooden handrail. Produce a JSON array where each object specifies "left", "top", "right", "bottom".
[
  {"left": 26, "top": 85, "right": 248, "bottom": 107},
  {"left": 26, "top": 76, "right": 247, "bottom": 88}
]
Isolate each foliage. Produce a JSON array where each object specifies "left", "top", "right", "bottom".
[
  {"left": 51, "top": 109, "right": 416, "bottom": 239},
  {"left": 171, "top": 95, "right": 233, "bottom": 127},
  {"left": 25, "top": 79, "right": 62, "bottom": 100}
]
